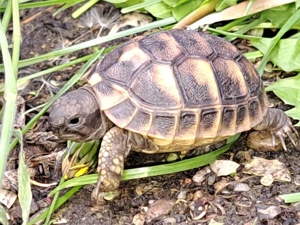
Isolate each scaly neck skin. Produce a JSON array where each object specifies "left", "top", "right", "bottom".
[{"left": 79, "top": 86, "right": 115, "bottom": 141}]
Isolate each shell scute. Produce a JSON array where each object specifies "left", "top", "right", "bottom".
[
  {"left": 170, "top": 30, "right": 214, "bottom": 57},
  {"left": 129, "top": 64, "right": 182, "bottom": 108},
  {"left": 125, "top": 109, "right": 151, "bottom": 135},
  {"left": 104, "top": 98, "right": 137, "bottom": 128},
  {"left": 236, "top": 56, "right": 261, "bottom": 97},
  {"left": 99, "top": 42, "right": 151, "bottom": 86},
  {"left": 139, "top": 32, "right": 184, "bottom": 63},
  {"left": 200, "top": 32, "right": 241, "bottom": 59},
  {"left": 211, "top": 57, "right": 248, "bottom": 104},
  {"left": 175, "top": 58, "right": 219, "bottom": 107}
]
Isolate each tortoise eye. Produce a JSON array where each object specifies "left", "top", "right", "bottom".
[{"left": 68, "top": 117, "right": 81, "bottom": 126}]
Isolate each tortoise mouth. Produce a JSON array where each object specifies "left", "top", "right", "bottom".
[
  {"left": 55, "top": 132, "right": 93, "bottom": 142},
  {"left": 49, "top": 125, "right": 89, "bottom": 141}
]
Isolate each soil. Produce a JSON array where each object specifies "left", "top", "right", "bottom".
[{"left": 1, "top": 3, "right": 300, "bottom": 225}]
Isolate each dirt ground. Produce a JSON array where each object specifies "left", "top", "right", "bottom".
[{"left": 2, "top": 3, "right": 300, "bottom": 225}]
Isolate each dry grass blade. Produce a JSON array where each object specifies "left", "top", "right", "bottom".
[{"left": 188, "top": 0, "right": 296, "bottom": 29}]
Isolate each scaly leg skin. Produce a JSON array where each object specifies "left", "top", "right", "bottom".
[
  {"left": 254, "top": 108, "right": 298, "bottom": 150},
  {"left": 91, "top": 126, "right": 155, "bottom": 201}
]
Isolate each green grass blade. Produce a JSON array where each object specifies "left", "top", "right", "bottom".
[
  {"left": 244, "top": 0, "right": 255, "bottom": 16},
  {"left": 225, "top": 17, "right": 266, "bottom": 42},
  {"left": 72, "top": 0, "right": 99, "bottom": 18},
  {"left": 279, "top": 192, "right": 300, "bottom": 203},
  {"left": 1, "top": 0, "right": 12, "bottom": 32},
  {"left": 12, "top": 0, "right": 20, "bottom": 79},
  {"left": 0, "top": 0, "right": 84, "bottom": 11},
  {"left": 0, "top": 205, "right": 8, "bottom": 225},
  {"left": 14, "top": 130, "right": 32, "bottom": 225},
  {"left": 0, "top": 20, "right": 17, "bottom": 189},
  {"left": 121, "top": 0, "right": 161, "bottom": 13},
  {"left": 44, "top": 179, "right": 63, "bottom": 225}
]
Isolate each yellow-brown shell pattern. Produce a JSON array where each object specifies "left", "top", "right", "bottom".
[{"left": 85, "top": 29, "right": 268, "bottom": 145}]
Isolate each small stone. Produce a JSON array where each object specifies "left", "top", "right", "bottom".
[
  {"left": 209, "top": 219, "right": 224, "bottom": 225},
  {"left": 193, "top": 190, "right": 203, "bottom": 201},
  {"left": 214, "top": 179, "right": 228, "bottom": 194},
  {"left": 132, "top": 213, "right": 145, "bottom": 225},
  {"left": 103, "top": 190, "right": 120, "bottom": 201},
  {"left": 163, "top": 217, "right": 177, "bottom": 224},
  {"left": 207, "top": 173, "right": 216, "bottom": 186},
  {"left": 233, "top": 183, "right": 250, "bottom": 192},
  {"left": 247, "top": 131, "right": 282, "bottom": 151},
  {"left": 146, "top": 199, "right": 175, "bottom": 221},
  {"left": 258, "top": 205, "right": 281, "bottom": 219},
  {"left": 135, "top": 186, "right": 144, "bottom": 196},
  {"left": 177, "top": 191, "right": 187, "bottom": 200},
  {"left": 294, "top": 175, "right": 300, "bottom": 186},
  {"left": 192, "top": 166, "right": 211, "bottom": 184}
]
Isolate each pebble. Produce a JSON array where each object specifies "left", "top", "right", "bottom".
[
  {"left": 233, "top": 183, "right": 250, "bottom": 192},
  {"left": 163, "top": 217, "right": 177, "bottom": 224},
  {"left": 177, "top": 190, "right": 187, "bottom": 200}
]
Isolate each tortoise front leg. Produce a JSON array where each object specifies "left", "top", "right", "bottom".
[
  {"left": 91, "top": 126, "right": 155, "bottom": 200},
  {"left": 253, "top": 108, "right": 298, "bottom": 150}
]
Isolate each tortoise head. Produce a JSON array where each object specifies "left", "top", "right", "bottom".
[{"left": 49, "top": 87, "right": 110, "bottom": 142}]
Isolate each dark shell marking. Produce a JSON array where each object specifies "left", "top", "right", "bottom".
[{"left": 86, "top": 29, "right": 268, "bottom": 145}]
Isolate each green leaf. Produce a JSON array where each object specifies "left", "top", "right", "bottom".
[
  {"left": 115, "top": 0, "right": 143, "bottom": 8},
  {"left": 297, "top": 0, "right": 300, "bottom": 9},
  {"left": 285, "top": 107, "right": 300, "bottom": 126},
  {"left": 261, "top": 3, "right": 296, "bottom": 27},
  {"left": 270, "top": 38, "right": 300, "bottom": 71},
  {"left": 0, "top": 206, "right": 8, "bottom": 225},
  {"left": 172, "top": 0, "right": 203, "bottom": 21},
  {"left": 265, "top": 74, "right": 300, "bottom": 126},
  {"left": 251, "top": 37, "right": 300, "bottom": 72},
  {"left": 215, "top": 0, "right": 237, "bottom": 11},
  {"left": 163, "top": 0, "right": 190, "bottom": 7},
  {"left": 144, "top": 2, "right": 172, "bottom": 18},
  {"left": 14, "top": 129, "right": 32, "bottom": 225},
  {"left": 163, "top": 0, "right": 179, "bottom": 7}
]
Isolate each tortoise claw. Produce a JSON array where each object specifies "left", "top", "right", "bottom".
[
  {"left": 287, "top": 131, "right": 296, "bottom": 147},
  {"left": 277, "top": 134, "right": 287, "bottom": 151},
  {"left": 291, "top": 125, "right": 299, "bottom": 138},
  {"left": 273, "top": 121, "right": 298, "bottom": 151}
]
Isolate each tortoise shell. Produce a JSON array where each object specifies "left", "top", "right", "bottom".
[{"left": 84, "top": 29, "right": 268, "bottom": 147}]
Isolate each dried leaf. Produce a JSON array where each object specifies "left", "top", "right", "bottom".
[
  {"left": 189, "top": 0, "right": 295, "bottom": 29},
  {"left": 0, "top": 190, "right": 17, "bottom": 209},
  {"left": 243, "top": 157, "right": 291, "bottom": 182}
]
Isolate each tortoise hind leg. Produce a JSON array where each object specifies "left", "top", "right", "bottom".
[{"left": 253, "top": 108, "right": 298, "bottom": 150}]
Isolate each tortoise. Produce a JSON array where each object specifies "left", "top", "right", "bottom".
[{"left": 49, "top": 29, "right": 297, "bottom": 200}]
